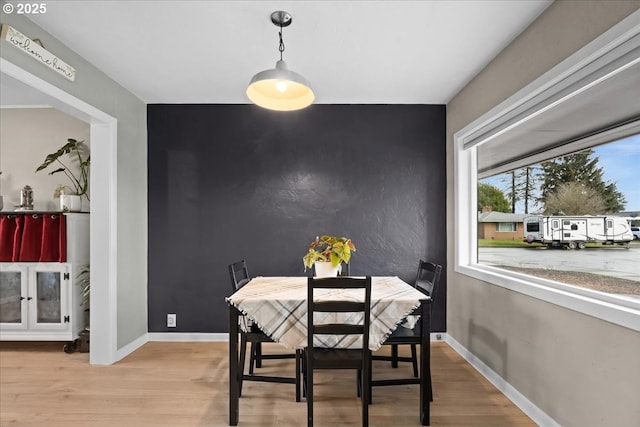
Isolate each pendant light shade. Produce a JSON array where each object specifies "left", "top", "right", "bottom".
[
  {"left": 247, "top": 60, "right": 314, "bottom": 111},
  {"left": 246, "top": 11, "right": 314, "bottom": 111}
]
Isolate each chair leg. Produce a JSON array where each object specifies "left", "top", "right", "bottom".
[
  {"left": 411, "top": 344, "right": 418, "bottom": 378},
  {"left": 429, "top": 365, "right": 433, "bottom": 402},
  {"left": 306, "top": 354, "right": 313, "bottom": 427},
  {"left": 357, "top": 369, "right": 361, "bottom": 397},
  {"left": 301, "top": 351, "right": 307, "bottom": 398},
  {"left": 391, "top": 344, "right": 398, "bottom": 368},
  {"left": 255, "top": 342, "right": 263, "bottom": 368},
  {"left": 362, "top": 352, "right": 371, "bottom": 426},
  {"left": 249, "top": 342, "right": 256, "bottom": 374},
  {"left": 295, "top": 349, "right": 301, "bottom": 402},
  {"left": 368, "top": 352, "right": 373, "bottom": 405},
  {"left": 238, "top": 334, "right": 248, "bottom": 397}
]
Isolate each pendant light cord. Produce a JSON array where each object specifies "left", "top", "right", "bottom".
[{"left": 278, "top": 26, "right": 285, "bottom": 61}]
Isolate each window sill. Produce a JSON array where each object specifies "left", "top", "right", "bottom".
[{"left": 455, "top": 263, "right": 640, "bottom": 332}]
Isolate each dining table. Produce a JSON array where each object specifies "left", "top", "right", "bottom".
[{"left": 226, "top": 275, "right": 431, "bottom": 426}]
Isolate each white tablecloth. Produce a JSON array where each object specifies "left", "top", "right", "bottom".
[{"left": 226, "top": 276, "right": 428, "bottom": 351}]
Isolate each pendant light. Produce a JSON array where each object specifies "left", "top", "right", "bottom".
[{"left": 246, "top": 11, "right": 315, "bottom": 111}]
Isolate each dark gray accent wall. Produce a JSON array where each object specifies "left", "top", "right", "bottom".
[{"left": 147, "top": 104, "right": 446, "bottom": 333}]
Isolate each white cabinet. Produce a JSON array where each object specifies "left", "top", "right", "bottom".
[
  {"left": 0, "top": 213, "right": 88, "bottom": 343},
  {"left": 0, "top": 263, "right": 83, "bottom": 340}
]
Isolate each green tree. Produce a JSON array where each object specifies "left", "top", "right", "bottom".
[
  {"left": 478, "top": 183, "right": 510, "bottom": 212},
  {"left": 540, "top": 149, "right": 625, "bottom": 213},
  {"left": 602, "top": 182, "right": 626, "bottom": 213}
]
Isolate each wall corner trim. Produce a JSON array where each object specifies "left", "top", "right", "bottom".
[{"left": 114, "top": 333, "right": 148, "bottom": 364}]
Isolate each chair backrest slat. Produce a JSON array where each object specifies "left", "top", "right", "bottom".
[
  {"left": 307, "top": 276, "right": 372, "bottom": 349},
  {"left": 338, "top": 262, "right": 351, "bottom": 276},
  {"left": 313, "top": 301, "right": 365, "bottom": 313},
  {"left": 229, "top": 260, "right": 250, "bottom": 293},
  {"left": 414, "top": 260, "right": 442, "bottom": 301},
  {"left": 310, "top": 278, "right": 365, "bottom": 289},
  {"left": 314, "top": 324, "right": 363, "bottom": 335}
]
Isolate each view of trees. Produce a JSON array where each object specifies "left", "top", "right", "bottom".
[
  {"left": 539, "top": 149, "right": 625, "bottom": 213},
  {"left": 502, "top": 167, "right": 539, "bottom": 214},
  {"left": 478, "top": 183, "right": 510, "bottom": 212},
  {"left": 479, "top": 148, "right": 626, "bottom": 214},
  {"left": 543, "top": 182, "right": 606, "bottom": 215}
]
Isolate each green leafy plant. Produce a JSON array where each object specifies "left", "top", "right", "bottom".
[
  {"left": 303, "top": 235, "right": 356, "bottom": 270},
  {"left": 35, "top": 138, "right": 90, "bottom": 199},
  {"left": 77, "top": 265, "right": 90, "bottom": 308}
]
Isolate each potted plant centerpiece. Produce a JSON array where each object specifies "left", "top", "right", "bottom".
[
  {"left": 35, "top": 138, "right": 90, "bottom": 212},
  {"left": 303, "top": 235, "right": 356, "bottom": 277}
]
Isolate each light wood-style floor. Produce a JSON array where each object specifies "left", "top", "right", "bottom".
[{"left": 0, "top": 341, "right": 535, "bottom": 427}]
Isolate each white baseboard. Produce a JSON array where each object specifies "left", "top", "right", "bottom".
[
  {"left": 115, "top": 333, "right": 148, "bottom": 361},
  {"left": 445, "top": 334, "right": 560, "bottom": 427},
  {"left": 147, "top": 332, "right": 228, "bottom": 342},
  {"left": 109, "top": 332, "right": 228, "bottom": 363}
]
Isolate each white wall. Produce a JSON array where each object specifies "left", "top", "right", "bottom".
[
  {"left": 1, "top": 3, "right": 148, "bottom": 356},
  {"left": 447, "top": 2, "right": 640, "bottom": 426},
  {"left": 0, "top": 108, "right": 90, "bottom": 211}
]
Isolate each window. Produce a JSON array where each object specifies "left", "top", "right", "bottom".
[
  {"left": 496, "top": 222, "right": 516, "bottom": 232},
  {"left": 478, "top": 138, "right": 638, "bottom": 302},
  {"left": 455, "top": 12, "right": 640, "bottom": 332}
]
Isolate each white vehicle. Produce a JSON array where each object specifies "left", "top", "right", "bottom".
[
  {"left": 632, "top": 226, "right": 640, "bottom": 240},
  {"left": 523, "top": 215, "right": 633, "bottom": 249}
]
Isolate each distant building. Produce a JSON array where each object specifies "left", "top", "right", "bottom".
[
  {"left": 477, "top": 206, "right": 527, "bottom": 240},
  {"left": 615, "top": 211, "right": 640, "bottom": 226}
]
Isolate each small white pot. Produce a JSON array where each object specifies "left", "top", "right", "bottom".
[
  {"left": 60, "top": 194, "right": 82, "bottom": 212},
  {"left": 314, "top": 261, "right": 340, "bottom": 278}
]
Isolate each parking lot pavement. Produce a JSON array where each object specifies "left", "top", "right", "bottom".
[{"left": 478, "top": 245, "right": 640, "bottom": 282}]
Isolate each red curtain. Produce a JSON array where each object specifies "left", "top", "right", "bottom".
[
  {"left": 40, "top": 214, "right": 67, "bottom": 262},
  {"left": 0, "top": 214, "right": 22, "bottom": 261},
  {"left": 0, "top": 213, "right": 67, "bottom": 262},
  {"left": 18, "top": 214, "right": 43, "bottom": 261}
]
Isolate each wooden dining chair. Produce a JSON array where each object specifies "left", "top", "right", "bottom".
[
  {"left": 374, "top": 261, "right": 441, "bottom": 376},
  {"left": 228, "top": 260, "right": 301, "bottom": 401},
  {"left": 369, "top": 294, "right": 432, "bottom": 425},
  {"left": 371, "top": 260, "right": 442, "bottom": 400},
  {"left": 305, "top": 276, "right": 372, "bottom": 427}
]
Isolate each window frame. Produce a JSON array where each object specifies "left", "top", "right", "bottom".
[
  {"left": 495, "top": 222, "right": 517, "bottom": 232},
  {"left": 454, "top": 11, "right": 640, "bottom": 332}
]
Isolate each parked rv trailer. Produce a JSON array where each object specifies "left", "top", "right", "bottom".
[{"left": 523, "top": 215, "right": 633, "bottom": 249}]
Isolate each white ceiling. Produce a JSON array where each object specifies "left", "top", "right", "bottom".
[{"left": 9, "top": 0, "right": 552, "bottom": 105}]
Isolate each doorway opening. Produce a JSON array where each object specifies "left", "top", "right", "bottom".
[{"left": 1, "top": 58, "right": 118, "bottom": 364}]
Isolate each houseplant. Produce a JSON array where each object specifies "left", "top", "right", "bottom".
[
  {"left": 35, "top": 138, "right": 90, "bottom": 212},
  {"left": 303, "top": 235, "right": 356, "bottom": 277},
  {"left": 77, "top": 265, "right": 90, "bottom": 325}
]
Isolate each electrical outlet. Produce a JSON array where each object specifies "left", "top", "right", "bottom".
[{"left": 167, "top": 313, "right": 176, "bottom": 328}]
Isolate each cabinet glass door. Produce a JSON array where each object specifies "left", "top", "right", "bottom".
[
  {"left": 0, "top": 267, "right": 27, "bottom": 327},
  {"left": 29, "top": 264, "right": 68, "bottom": 330},
  {"left": 35, "top": 271, "right": 62, "bottom": 323}
]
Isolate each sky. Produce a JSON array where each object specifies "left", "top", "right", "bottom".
[
  {"left": 481, "top": 133, "right": 640, "bottom": 213},
  {"left": 593, "top": 134, "right": 640, "bottom": 211}
]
